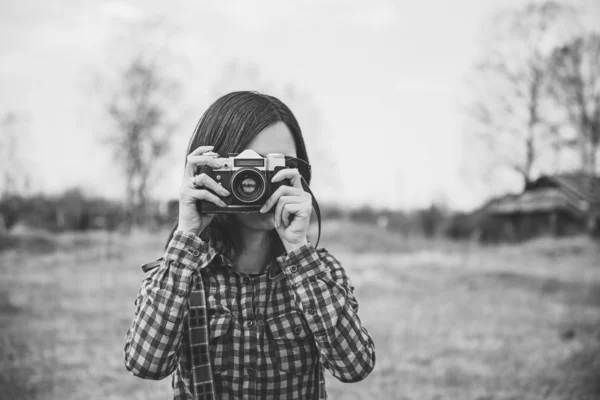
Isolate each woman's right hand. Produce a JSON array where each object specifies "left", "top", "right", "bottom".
[{"left": 178, "top": 145, "right": 230, "bottom": 236}]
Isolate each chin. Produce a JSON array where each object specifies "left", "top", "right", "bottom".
[{"left": 234, "top": 213, "right": 276, "bottom": 231}]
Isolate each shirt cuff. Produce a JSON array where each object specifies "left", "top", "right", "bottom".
[
  {"left": 276, "top": 242, "right": 327, "bottom": 284},
  {"left": 164, "top": 229, "right": 217, "bottom": 271}
]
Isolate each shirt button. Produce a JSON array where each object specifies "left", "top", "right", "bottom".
[
  {"left": 177, "top": 289, "right": 185, "bottom": 297},
  {"left": 307, "top": 308, "right": 315, "bottom": 315},
  {"left": 187, "top": 248, "right": 200, "bottom": 257},
  {"left": 294, "top": 326, "right": 302, "bottom": 335},
  {"left": 247, "top": 320, "right": 255, "bottom": 327},
  {"left": 243, "top": 276, "right": 251, "bottom": 285},
  {"left": 247, "top": 367, "right": 255, "bottom": 375},
  {"left": 290, "top": 265, "right": 298, "bottom": 273}
]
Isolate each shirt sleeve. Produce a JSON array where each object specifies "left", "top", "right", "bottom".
[
  {"left": 123, "top": 229, "right": 215, "bottom": 380},
  {"left": 276, "top": 244, "right": 376, "bottom": 382}
]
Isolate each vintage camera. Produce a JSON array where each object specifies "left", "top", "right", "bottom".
[{"left": 195, "top": 149, "right": 292, "bottom": 214}]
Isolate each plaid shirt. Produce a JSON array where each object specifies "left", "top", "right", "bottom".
[{"left": 124, "top": 230, "right": 375, "bottom": 399}]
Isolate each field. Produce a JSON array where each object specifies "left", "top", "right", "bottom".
[{"left": 1, "top": 221, "right": 599, "bottom": 400}]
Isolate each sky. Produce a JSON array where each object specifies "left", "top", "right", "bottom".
[{"left": 1, "top": 0, "right": 599, "bottom": 210}]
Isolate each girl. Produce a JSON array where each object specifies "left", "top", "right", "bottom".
[{"left": 124, "top": 91, "right": 375, "bottom": 400}]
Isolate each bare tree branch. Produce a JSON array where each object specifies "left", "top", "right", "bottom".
[
  {"left": 466, "top": 1, "right": 581, "bottom": 190},
  {"left": 547, "top": 33, "right": 600, "bottom": 173},
  {"left": 99, "top": 25, "right": 183, "bottom": 227}
]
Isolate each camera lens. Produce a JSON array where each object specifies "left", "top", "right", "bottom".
[{"left": 231, "top": 168, "right": 266, "bottom": 203}]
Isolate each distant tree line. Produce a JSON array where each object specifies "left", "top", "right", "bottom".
[
  {"left": 0, "top": 189, "right": 127, "bottom": 233},
  {"left": 320, "top": 203, "right": 485, "bottom": 241},
  {"left": 0, "top": 188, "right": 493, "bottom": 242}
]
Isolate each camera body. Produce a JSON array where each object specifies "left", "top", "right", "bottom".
[{"left": 196, "top": 149, "right": 291, "bottom": 214}]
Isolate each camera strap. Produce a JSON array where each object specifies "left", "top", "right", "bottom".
[{"left": 300, "top": 177, "right": 321, "bottom": 249}]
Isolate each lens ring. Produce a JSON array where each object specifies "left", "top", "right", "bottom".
[{"left": 230, "top": 168, "right": 266, "bottom": 203}]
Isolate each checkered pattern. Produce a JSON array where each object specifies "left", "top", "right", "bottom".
[{"left": 124, "top": 230, "right": 375, "bottom": 399}]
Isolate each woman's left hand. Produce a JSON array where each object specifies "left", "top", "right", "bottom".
[{"left": 259, "top": 168, "right": 312, "bottom": 252}]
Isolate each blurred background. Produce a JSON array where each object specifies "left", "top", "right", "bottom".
[{"left": 1, "top": 0, "right": 599, "bottom": 399}]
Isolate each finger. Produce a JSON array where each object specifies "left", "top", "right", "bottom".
[
  {"left": 271, "top": 168, "right": 302, "bottom": 189},
  {"left": 282, "top": 203, "right": 307, "bottom": 227},
  {"left": 188, "top": 145, "right": 215, "bottom": 157},
  {"left": 191, "top": 173, "right": 230, "bottom": 197},
  {"left": 185, "top": 155, "right": 223, "bottom": 176},
  {"left": 185, "top": 155, "right": 225, "bottom": 176},
  {"left": 184, "top": 188, "right": 227, "bottom": 207},
  {"left": 260, "top": 185, "right": 306, "bottom": 213},
  {"left": 281, "top": 203, "right": 291, "bottom": 227},
  {"left": 274, "top": 196, "right": 304, "bottom": 228}
]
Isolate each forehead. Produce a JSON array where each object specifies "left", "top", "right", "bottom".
[{"left": 248, "top": 122, "right": 297, "bottom": 157}]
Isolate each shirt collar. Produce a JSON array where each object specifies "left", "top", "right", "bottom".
[
  {"left": 201, "top": 236, "right": 284, "bottom": 280},
  {"left": 209, "top": 251, "right": 282, "bottom": 280}
]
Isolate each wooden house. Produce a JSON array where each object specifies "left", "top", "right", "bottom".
[{"left": 479, "top": 173, "right": 600, "bottom": 241}]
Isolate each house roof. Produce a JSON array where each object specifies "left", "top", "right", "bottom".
[
  {"left": 543, "top": 173, "right": 600, "bottom": 208},
  {"left": 485, "top": 187, "right": 586, "bottom": 215},
  {"left": 483, "top": 172, "right": 600, "bottom": 216}
]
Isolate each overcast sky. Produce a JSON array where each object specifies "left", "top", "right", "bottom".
[{"left": 1, "top": 0, "right": 598, "bottom": 210}]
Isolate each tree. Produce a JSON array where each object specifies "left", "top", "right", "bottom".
[
  {"left": 0, "top": 112, "right": 30, "bottom": 197},
  {"left": 547, "top": 33, "right": 600, "bottom": 174},
  {"left": 106, "top": 56, "right": 181, "bottom": 225},
  {"left": 467, "top": 1, "right": 580, "bottom": 190},
  {"left": 101, "top": 22, "right": 183, "bottom": 227}
]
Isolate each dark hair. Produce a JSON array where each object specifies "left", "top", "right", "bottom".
[{"left": 165, "top": 91, "right": 310, "bottom": 261}]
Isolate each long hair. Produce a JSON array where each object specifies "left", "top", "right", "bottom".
[{"left": 164, "top": 91, "right": 310, "bottom": 261}]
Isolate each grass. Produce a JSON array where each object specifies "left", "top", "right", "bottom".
[{"left": 1, "top": 222, "right": 599, "bottom": 399}]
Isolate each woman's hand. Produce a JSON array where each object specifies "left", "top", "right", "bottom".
[
  {"left": 260, "top": 168, "right": 312, "bottom": 252},
  {"left": 178, "top": 145, "right": 230, "bottom": 236}
]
